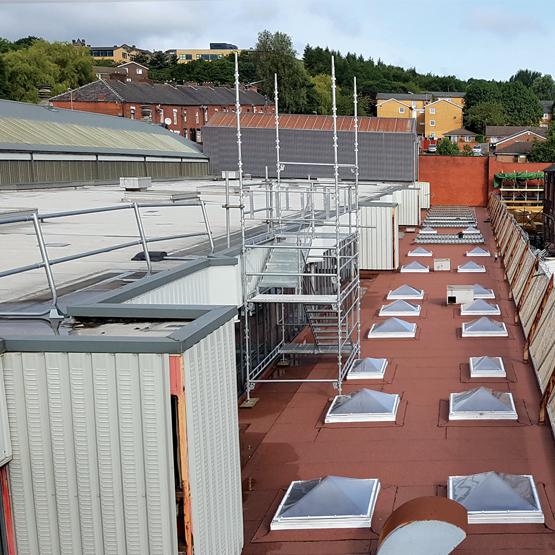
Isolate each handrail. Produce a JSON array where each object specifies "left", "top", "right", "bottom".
[{"left": 0, "top": 201, "right": 214, "bottom": 318}]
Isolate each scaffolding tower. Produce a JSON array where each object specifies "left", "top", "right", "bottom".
[{"left": 234, "top": 54, "right": 361, "bottom": 399}]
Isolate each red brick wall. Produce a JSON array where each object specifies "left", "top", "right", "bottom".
[
  {"left": 51, "top": 101, "right": 122, "bottom": 117},
  {"left": 419, "top": 155, "right": 551, "bottom": 207}
]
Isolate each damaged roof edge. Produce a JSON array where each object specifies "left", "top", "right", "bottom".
[{"left": 0, "top": 304, "right": 237, "bottom": 354}]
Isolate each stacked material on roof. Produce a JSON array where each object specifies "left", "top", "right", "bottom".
[
  {"left": 271, "top": 476, "right": 381, "bottom": 530},
  {"left": 387, "top": 284, "right": 424, "bottom": 300},
  {"left": 462, "top": 317, "right": 508, "bottom": 337},
  {"left": 408, "top": 247, "right": 433, "bottom": 257},
  {"left": 469, "top": 356, "right": 506, "bottom": 378},
  {"left": 379, "top": 300, "right": 421, "bottom": 317},
  {"left": 466, "top": 247, "right": 491, "bottom": 257},
  {"left": 325, "top": 389, "right": 400, "bottom": 423},
  {"left": 458, "top": 261, "right": 486, "bottom": 273},
  {"left": 472, "top": 284, "right": 495, "bottom": 299},
  {"left": 448, "top": 472, "right": 544, "bottom": 524},
  {"left": 420, "top": 226, "right": 437, "bottom": 234},
  {"left": 449, "top": 387, "right": 517, "bottom": 420},
  {"left": 462, "top": 227, "right": 480, "bottom": 235},
  {"left": 347, "top": 358, "right": 388, "bottom": 380},
  {"left": 460, "top": 299, "right": 501, "bottom": 316},
  {"left": 415, "top": 233, "right": 484, "bottom": 245},
  {"left": 368, "top": 318, "right": 417, "bottom": 338},
  {"left": 400, "top": 261, "right": 429, "bottom": 273}
]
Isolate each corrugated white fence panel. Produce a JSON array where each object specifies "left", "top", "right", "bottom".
[
  {"left": 412, "top": 181, "right": 430, "bottom": 209},
  {"left": 125, "top": 264, "right": 242, "bottom": 307},
  {"left": 0, "top": 359, "right": 11, "bottom": 467},
  {"left": 359, "top": 205, "right": 397, "bottom": 270},
  {"left": 184, "top": 320, "right": 243, "bottom": 555},
  {"left": 393, "top": 188, "right": 420, "bottom": 226},
  {"left": 0, "top": 351, "right": 176, "bottom": 555}
]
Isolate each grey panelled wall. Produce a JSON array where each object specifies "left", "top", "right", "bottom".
[
  {"left": 183, "top": 320, "right": 244, "bottom": 555},
  {"left": 0, "top": 351, "right": 177, "bottom": 555},
  {"left": 0, "top": 159, "right": 208, "bottom": 187},
  {"left": 203, "top": 127, "right": 418, "bottom": 182}
]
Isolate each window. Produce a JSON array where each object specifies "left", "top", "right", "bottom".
[
  {"left": 399, "top": 106, "right": 405, "bottom": 114},
  {"left": 430, "top": 120, "right": 436, "bottom": 126},
  {"left": 464, "top": 135, "right": 471, "bottom": 142},
  {"left": 130, "top": 106, "right": 136, "bottom": 120},
  {"left": 183, "top": 110, "right": 187, "bottom": 123},
  {"left": 430, "top": 107, "right": 436, "bottom": 115},
  {"left": 136, "top": 68, "right": 143, "bottom": 75},
  {"left": 543, "top": 113, "right": 550, "bottom": 119},
  {"left": 173, "top": 109, "right": 178, "bottom": 125},
  {"left": 195, "top": 111, "right": 199, "bottom": 124}
]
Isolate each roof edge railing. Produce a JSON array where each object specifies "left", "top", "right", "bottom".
[{"left": 0, "top": 201, "right": 214, "bottom": 320}]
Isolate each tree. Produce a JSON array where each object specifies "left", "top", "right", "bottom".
[
  {"left": 2, "top": 40, "right": 94, "bottom": 102},
  {"left": 311, "top": 74, "right": 333, "bottom": 114},
  {"left": 436, "top": 137, "right": 460, "bottom": 156},
  {"left": 252, "top": 30, "right": 313, "bottom": 113},
  {"left": 465, "top": 101, "right": 506, "bottom": 133},
  {"left": 500, "top": 81, "right": 543, "bottom": 126},
  {"left": 529, "top": 124, "right": 555, "bottom": 162},
  {"left": 464, "top": 80, "right": 501, "bottom": 110},
  {"left": 510, "top": 69, "right": 543, "bottom": 88},
  {"left": 532, "top": 74, "right": 555, "bottom": 100},
  {"left": 0, "top": 56, "right": 8, "bottom": 99}
]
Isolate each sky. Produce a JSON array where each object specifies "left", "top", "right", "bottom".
[{"left": 0, "top": 0, "right": 552, "bottom": 81}]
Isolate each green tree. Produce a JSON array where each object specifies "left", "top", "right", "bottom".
[
  {"left": 311, "top": 74, "right": 333, "bottom": 113},
  {"left": 436, "top": 137, "right": 460, "bottom": 156},
  {"left": 3, "top": 40, "right": 94, "bottom": 102},
  {"left": 252, "top": 30, "right": 312, "bottom": 113},
  {"left": 464, "top": 80, "right": 501, "bottom": 110},
  {"left": 529, "top": 124, "right": 555, "bottom": 162},
  {"left": 0, "top": 56, "right": 8, "bottom": 99},
  {"left": 465, "top": 101, "right": 506, "bottom": 133},
  {"left": 500, "top": 81, "right": 543, "bottom": 126},
  {"left": 510, "top": 69, "right": 543, "bottom": 88},
  {"left": 532, "top": 74, "right": 555, "bottom": 100}
]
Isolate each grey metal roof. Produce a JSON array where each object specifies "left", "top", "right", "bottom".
[
  {"left": 377, "top": 93, "right": 431, "bottom": 101},
  {"left": 495, "top": 141, "right": 536, "bottom": 155},
  {"left": 444, "top": 127, "right": 477, "bottom": 137},
  {"left": 541, "top": 100, "right": 554, "bottom": 112},
  {"left": 51, "top": 79, "right": 268, "bottom": 107},
  {"left": 486, "top": 125, "right": 547, "bottom": 138},
  {"left": 429, "top": 91, "right": 466, "bottom": 98},
  {"left": 0, "top": 99, "right": 207, "bottom": 159}
]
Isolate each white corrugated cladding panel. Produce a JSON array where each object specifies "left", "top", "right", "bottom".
[
  {"left": 412, "top": 181, "right": 430, "bottom": 209},
  {"left": 393, "top": 188, "right": 420, "bottom": 226},
  {"left": 183, "top": 320, "right": 243, "bottom": 555},
  {"left": 0, "top": 355, "right": 11, "bottom": 466},
  {"left": 124, "top": 264, "right": 242, "bottom": 307},
  {"left": 359, "top": 204, "right": 398, "bottom": 270},
  {"left": 0, "top": 351, "right": 177, "bottom": 555}
]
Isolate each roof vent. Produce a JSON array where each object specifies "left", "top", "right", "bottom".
[
  {"left": 387, "top": 284, "right": 424, "bottom": 300},
  {"left": 457, "top": 261, "right": 486, "bottom": 273},
  {"left": 325, "top": 389, "right": 400, "bottom": 423},
  {"left": 449, "top": 387, "right": 517, "bottom": 420},
  {"left": 347, "top": 358, "right": 388, "bottom": 380},
  {"left": 368, "top": 317, "right": 417, "bottom": 338},
  {"left": 400, "top": 261, "right": 429, "bottom": 273},
  {"left": 460, "top": 299, "right": 501, "bottom": 316},
  {"left": 469, "top": 356, "right": 506, "bottom": 378},
  {"left": 448, "top": 472, "right": 544, "bottom": 524},
  {"left": 462, "top": 317, "right": 508, "bottom": 337},
  {"left": 271, "top": 476, "right": 381, "bottom": 530},
  {"left": 408, "top": 247, "right": 432, "bottom": 257},
  {"left": 379, "top": 300, "right": 421, "bottom": 317}
]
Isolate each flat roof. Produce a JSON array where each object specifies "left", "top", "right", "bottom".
[{"left": 239, "top": 207, "right": 555, "bottom": 552}]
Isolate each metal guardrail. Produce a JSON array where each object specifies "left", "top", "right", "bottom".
[{"left": 0, "top": 201, "right": 214, "bottom": 318}]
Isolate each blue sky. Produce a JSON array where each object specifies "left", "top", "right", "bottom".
[{"left": 0, "top": 0, "right": 551, "bottom": 80}]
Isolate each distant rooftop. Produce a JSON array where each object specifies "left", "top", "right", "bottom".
[
  {"left": 377, "top": 91, "right": 465, "bottom": 101},
  {"left": 486, "top": 125, "right": 548, "bottom": 138}
]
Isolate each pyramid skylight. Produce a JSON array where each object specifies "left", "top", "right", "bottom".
[
  {"left": 462, "top": 317, "right": 508, "bottom": 337},
  {"left": 347, "top": 358, "right": 388, "bottom": 380},
  {"left": 460, "top": 299, "right": 501, "bottom": 316},
  {"left": 469, "top": 356, "right": 506, "bottom": 378},
  {"left": 462, "top": 226, "right": 480, "bottom": 234},
  {"left": 271, "top": 476, "right": 381, "bottom": 530},
  {"left": 472, "top": 284, "right": 495, "bottom": 299},
  {"left": 457, "top": 261, "right": 486, "bottom": 273},
  {"left": 368, "top": 318, "right": 417, "bottom": 338},
  {"left": 420, "top": 226, "right": 437, "bottom": 234},
  {"left": 448, "top": 472, "right": 543, "bottom": 524},
  {"left": 387, "top": 284, "right": 424, "bottom": 300},
  {"left": 408, "top": 247, "right": 433, "bottom": 257},
  {"left": 401, "top": 261, "right": 429, "bottom": 273},
  {"left": 449, "top": 387, "right": 517, "bottom": 420},
  {"left": 379, "top": 300, "right": 421, "bottom": 317},
  {"left": 466, "top": 247, "right": 491, "bottom": 257},
  {"left": 325, "top": 389, "right": 400, "bottom": 423}
]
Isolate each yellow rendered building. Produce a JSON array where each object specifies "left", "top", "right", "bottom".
[
  {"left": 172, "top": 47, "right": 241, "bottom": 64},
  {"left": 424, "top": 99, "right": 464, "bottom": 139}
]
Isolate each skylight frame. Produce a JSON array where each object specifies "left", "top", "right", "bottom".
[
  {"left": 462, "top": 317, "right": 508, "bottom": 337},
  {"left": 460, "top": 300, "right": 501, "bottom": 316},
  {"left": 368, "top": 318, "right": 417, "bottom": 338},
  {"left": 420, "top": 226, "right": 438, "bottom": 234},
  {"left": 379, "top": 300, "right": 421, "bottom": 317},
  {"left": 408, "top": 247, "right": 433, "bottom": 257},
  {"left": 466, "top": 247, "right": 491, "bottom": 257},
  {"left": 447, "top": 474, "right": 544, "bottom": 524},
  {"left": 448, "top": 389, "right": 517, "bottom": 420},
  {"left": 325, "top": 390, "right": 400, "bottom": 423},
  {"left": 469, "top": 356, "right": 506, "bottom": 378},
  {"left": 347, "top": 357, "right": 388, "bottom": 380},
  {"left": 387, "top": 285, "right": 424, "bottom": 300},
  {"left": 472, "top": 284, "right": 495, "bottom": 299},
  {"left": 457, "top": 262, "right": 486, "bottom": 273},
  {"left": 270, "top": 477, "right": 381, "bottom": 530},
  {"left": 400, "top": 261, "right": 430, "bottom": 273}
]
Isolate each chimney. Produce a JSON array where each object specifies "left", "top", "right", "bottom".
[{"left": 38, "top": 84, "right": 52, "bottom": 106}]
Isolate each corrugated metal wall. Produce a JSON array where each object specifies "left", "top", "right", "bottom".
[
  {"left": 412, "top": 181, "right": 431, "bottom": 209},
  {"left": 392, "top": 188, "right": 420, "bottom": 226},
  {"left": 0, "top": 159, "right": 208, "bottom": 187},
  {"left": 0, "top": 351, "right": 177, "bottom": 555},
  {"left": 0, "top": 367, "right": 10, "bottom": 467},
  {"left": 203, "top": 127, "right": 417, "bottom": 182},
  {"left": 183, "top": 320, "right": 243, "bottom": 555},
  {"left": 124, "top": 265, "right": 242, "bottom": 307},
  {"left": 359, "top": 204, "right": 398, "bottom": 270}
]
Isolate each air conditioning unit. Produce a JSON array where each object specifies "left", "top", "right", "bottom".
[
  {"left": 434, "top": 258, "right": 451, "bottom": 271},
  {"left": 447, "top": 285, "right": 474, "bottom": 305},
  {"left": 120, "top": 177, "right": 152, "bottom": 191},
  {"left": 222, "top": 170, "right": 239, "bottom": 179}
]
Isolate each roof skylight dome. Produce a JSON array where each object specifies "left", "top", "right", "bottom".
[
  {"left": 462, "top": 317, "right": 508, "bottom": 337},
  {"left": 469, "top": 356, "right": 506, "bottom": 378},
  {"left": 462, "top": 226, "right": 480, "bottom": 234},
  {"left": 325, "top": 389, "right": 400, "bottom": 423},
  {"left": 448, "top": 472, "right": 544, "bottom": 524},
  {"left": 379, "top": 299, "right": 421, "bottom": 317},
  {"left": 401, "top": 261, "right": 429, "bottom": 273},
  {"left": 466, "top": 247, "right": 491, "bottom": 257},
  {"left": 408, "top": 247, "right": 433, "bottom": 257},
  {"left": 368, "top": 317, "right": 417, "bottom": 338},
  {"left": 472, "top": 284, "right": 495, "bottom": 299},
  {"left": 271, "top": 476, "right": 381, "bottom": 530},
  {"left": 387, "top": 284, "right": 424, "bottom": 300},
  {"left": 460, "top": 299, "right": 501, "bottom": 316},
  {"left": 457, "top": 261, "right": 486, "bottom": 273},
  {"left": 347, "top": 357, "right": 388, "bottom": 380},
  {"left": 449, "top": 387, "right": 517, "bottom": 420}
]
